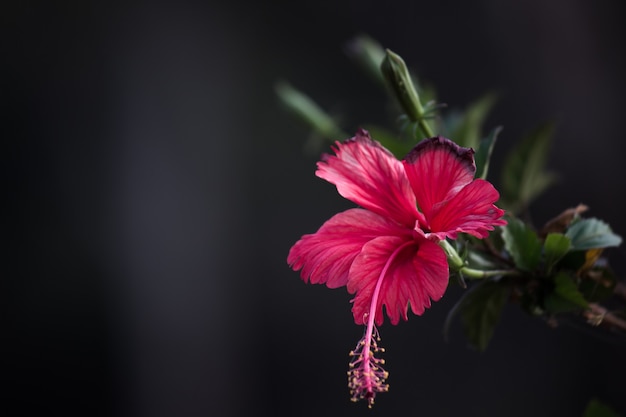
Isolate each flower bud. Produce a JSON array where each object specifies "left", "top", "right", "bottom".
[{"left": 380, "top": 49, "right": 424, "bottom": 123}]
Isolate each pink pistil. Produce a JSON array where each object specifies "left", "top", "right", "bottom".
[{"left": 347, "top": 241, "right": 413, "bottom": 407}]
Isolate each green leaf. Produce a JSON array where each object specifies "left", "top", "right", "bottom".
[
  {"left": 444, "top": 280, "right": 511, "bottom": 351},
  {"left": 362, "top": 125, "right": 413, "bottom": 159},
  {"left": 459, "top": 281, "right": 511, "bottom": 351},
  {"left": 275, "top": 81, "right": 347, "bottom": 141},
  {"left": 501, "top": 216, "right": 542, "bottom": 271},
  {"left": 579, "top": 267, "right": 616, "bottom": 303},
  {"left": 450, "top": 93, "right": 498, "bottom": 150},
  {"left": 544, "top": 272, "right": 589, "bottom": 313},
  {"left": 345, "top": 35, "right": 386, "bottom": 86},
  {"left": 500, "top": 122, "right": 558, "bottom": 213},
  {"left": 543, "top": 233, "right": 571, "bottom": 273},
  {"left": 565, "top": 217, "right": 623, "bottom": 250},
  {"left": 556, "top": 250, "right": 587, "bottom": 272},
  {"left": 583, "top": 398, "right": 624, "bottom": 417},
  {"left": 474, "top": 126, "right": 502, "bottom": 180}
]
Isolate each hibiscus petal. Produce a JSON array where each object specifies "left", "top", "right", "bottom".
[
  {"left": 403, "top": 136, "right": 475, "bottom": 220},
  {"left": 427, "top": 179, "right": 507, "bottom": 240},
  {"left": 316, "top": 129, "right": 423, "bottom": 228},
  {"left": 287, "top": 209, "right": 409, "bottom": 289},
  {"left": 347, "top": 235, "right": 448, "bottom": 326}
]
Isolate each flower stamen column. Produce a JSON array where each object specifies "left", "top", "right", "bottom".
[{"left": 348, "top": 240, "right": 413, "bottom": 406}]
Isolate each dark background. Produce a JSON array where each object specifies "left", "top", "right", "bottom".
[{"left": 6, "top": 1, "right": 626, "bottom": 416}]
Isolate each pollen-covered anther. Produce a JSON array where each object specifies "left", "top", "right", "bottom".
[{"left": 347, "top": 326, "right": 389, "bottom": 408}]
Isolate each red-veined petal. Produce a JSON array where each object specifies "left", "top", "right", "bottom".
[
  {"left": 347, "top": 235, "right": 448, "bottom": 326},
  {"left": 427, "top": 179, "right": 507, "bottom": 240},
  {"left": 403, "top": 136, "right": 475, "bottom": 220},
  {"left": 316, "top": 129, "right": 423, "bottom": 228},
  {"left": 287, "top": 209, "right": 410, "bottom": 289}
]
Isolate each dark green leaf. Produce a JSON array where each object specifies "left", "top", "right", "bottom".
[
  {"left": 459, "top": 281, "right": 511, "bottom": 351},
  {"left": 544, "top": 272, "right": 589, "bottom": 313},
  {"left": 500, "top": 122, "right": 558, "bottom": 213},
  {"left": 450, "top": 93, "right": 498, "bottom": 150},
  {"left": 566, "top": 217, "right": 623, "bottom": 250},
  {"left": 543, "top": 233, "right": 571, "bottom": 273},
  {"left": 345, "top": 35, "right": 386, "bottom": 86},
  {"left": 275, "top": 81, "right": 347, "bottom": 141},
  {"left": 583, "top": 398, "right": 624, "bottom": 417},
  {"left": 501, "top": 216, "right": 542, "bottom": 271},
  {"left": 362, "top": 125, "right": 413, "bottom": 159},
  {"left": 474, "top": 126, "right": 502, "bottom": 180},
  {"left": 579, "top": 267, "right": 617, "bottom": 303},
  {"left": 466, "top": 250, "right": 500, "bottom": 270},
  {"left": 443, "top": 280, "right": 511, "bottom": 351},
  {"left": 556, "top": 250, "right": 586, "bottom": 271}
]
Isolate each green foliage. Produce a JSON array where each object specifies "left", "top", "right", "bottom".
[
  {"left": 452, "top": 280, "right": 511, "bottom": 351},
  {"left": 361, "top": 125, "right": 414, "bottom": 159},
  {"left": 449, "top": 93, "right": 498, "bottom": 150},
  {"left": 543, "top": 233, "right": 572, "bottom": 274},
  {"left": 555, "top": 250, "right": 587, "bottom": 271},
  {"left": 501, "top": 216, "right": 542, "bottom": 272},
  {"left": 544, "top": 272, "right": 589, "bottom": 314},
  {"left": 583, "top": 398, "right": 624, "bottom": 417},
  {"left": 274, "top": 81, "right": 347, "bottom": 145},
  {"left": 566, "top": 217, "right": 623, "bottom": 250},
  {"left": 500, "top": 122, "right": 558, "bottom": 213},
  {"left": 579, "top": 267, "right": 617, "bottom": 303},
  {"left": 278, "top": 36, "right": 626, "bottom": 357},
  {"left": 344, "top": 34, "right": 386, "bottom": 86},
  {"left": 474, "top": 126, "right": 501, "bottom": 180}
]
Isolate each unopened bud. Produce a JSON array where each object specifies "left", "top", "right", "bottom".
[{"left": 380, "top": 49, "right": 424, "bottom": 123}]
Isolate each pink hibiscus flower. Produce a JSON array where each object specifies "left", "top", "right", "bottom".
[{"left": 287, "top": 129, "right": 506, "bottom": 406}]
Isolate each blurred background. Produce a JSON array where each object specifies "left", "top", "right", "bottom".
[{"left": 6, "top": 1, "right": 626, "bottom": 416}]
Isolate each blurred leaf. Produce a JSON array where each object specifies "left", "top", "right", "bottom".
[
  {"left": 500, "top": 122, "right": 558, "bottom": 213},
  {"left": 275, "top": 81, "right": 347, "bottom": 142},
  {"left": 489, "top": 226, "right": 506, "bottom": 253},
  {"left": 345, "top": 34, "right": 386, "bottom": 86},
  {"left": 578, "top": 248, "right": 604, "bottom": 275},
  {"left": 583, "top": 398, "right": 624, "bottom": 417},
  {"left": 417, "top": 82, "right": 438, "bottom": 112},
  {"left": 539, "top": 204, "right": 589, "bottom": 237},
  {"left": 466, "top": 250, "right": 500, "bottom": 270},
  {"left": 501, "top": 216, "right": 542, "bottom": 272},
  {"left": 557, "top": 250, "right": 587, "bottom": 271},
  {"left": 474, "top": 126, "right": 502, "bottom": 180},
  {"left": 363, "top": 125, "right": 414, "bottom": 159},
  {"left": 450, "top": 92, "right": 498, "bottom": 150},
  {"left": 544, "top": 272, "right": 588, "bottom": 313},
  {"left": 459, "top": 281, "right": 511, "bottom": 351},
  {"left": 544, "top": 233, "right": 572, "bottom": 273},
  {"left": 566, "top": 217, "right": 623, "bottom": 250},
  {"left": 579, "top": 266, "right": 616, "bottom": 303}
]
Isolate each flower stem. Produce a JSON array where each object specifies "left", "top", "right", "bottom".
[
  {"left": 459, "top": 267, "right": 521, "bottom": 280},
  {"left": 438, "top": 240, "right": 464, "bottom": 270},
  {"left": 438, "top": 239, "right": 520, "bottom": 280},
  {"left": 412, "top": 100, "right": 434, "bottom": 138}
]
